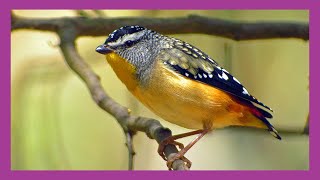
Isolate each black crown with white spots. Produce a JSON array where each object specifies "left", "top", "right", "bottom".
[{"left": 105, "top": 25, "right": 145, "bottom": 45}]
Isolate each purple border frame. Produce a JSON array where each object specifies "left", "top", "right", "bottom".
[{"left": 1, "top": 0, "right": 318, "bottom": 179}]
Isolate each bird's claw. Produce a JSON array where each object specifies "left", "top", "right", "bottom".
[
  {"left": 167, "top": 154, "right": 192, "bottom": 170},
  {"left": 158, "top": 138, "right": 185, "bottom": 160}
]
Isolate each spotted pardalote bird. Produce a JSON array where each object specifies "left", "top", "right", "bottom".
[{"left": 96, "top": 25, "right": 281, "bottom": 169}]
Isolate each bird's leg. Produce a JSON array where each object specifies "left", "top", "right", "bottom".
[
  {"left": 158, "top": 129, "right": 204, "bottom": 160},
  {"left": 166, "top": 129, "right": 209, "bottom": 170}
]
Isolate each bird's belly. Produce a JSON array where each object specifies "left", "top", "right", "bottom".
[{"left": 132, "top": 64, "right": 242, "bottom": 130}]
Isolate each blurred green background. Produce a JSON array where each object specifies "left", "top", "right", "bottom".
[{"left": 11, "top": 10, "right": 309, "bottom": 170}]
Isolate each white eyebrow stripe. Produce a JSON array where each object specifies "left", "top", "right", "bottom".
[{"left": 107, "top": 30, "right": 146, "bottom": 47}]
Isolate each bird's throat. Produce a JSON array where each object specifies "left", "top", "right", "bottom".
[{"left": 105, "top": 52, "right": 138, "bottom": 91}]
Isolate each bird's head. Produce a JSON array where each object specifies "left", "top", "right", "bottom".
[
  {"left": 96, "top": 25, "right": 167, "bottom": 66},
  {"left": 96, "top": 25, "right": 146, "bottom": 53},
  {"left": 96, "top": 25, "right": 171, "bottom": 83}
]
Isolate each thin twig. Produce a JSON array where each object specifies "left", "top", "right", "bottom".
[{"left": 125, "top": 130, "right": 135, "bottom": 170}]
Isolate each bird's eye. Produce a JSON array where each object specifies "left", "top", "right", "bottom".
[{"left": 125, "top": 40, "right": 134, "bottom": 47}]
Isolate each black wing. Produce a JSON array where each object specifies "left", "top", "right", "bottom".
[{"left": 158, "top": 39, "right": 273, "bottom": 112}]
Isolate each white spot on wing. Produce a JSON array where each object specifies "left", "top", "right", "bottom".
[
  {"left": 209, "top": 74, "right": 213, "bottom": 78},
  {"left": 242, "top": 87, "right": 249, "bottom": 95},
  {"left": 182, "top": 48, "right": 188, "bottom": 52},
  {"left": 222, "top": 72, "right": 229, "bottom": 80},
  {"left": 222, "top": 69, "right": 229, "bottom": 74},
  {"left": 233, "top": 77, "right": 241, "bottom": 84},
  {"left": 185, "top": 73, "right": 189, "bottom": 77},
  {"left": 206, "top": 58, "right": 217, "bottom": 65}
]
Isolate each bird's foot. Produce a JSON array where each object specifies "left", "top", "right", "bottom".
[
  {"left": 158, "top": 137, "right": 185, "bottom": 161},
  {"left": 167, "top": 153, "right": 192, "bottom": 170}
]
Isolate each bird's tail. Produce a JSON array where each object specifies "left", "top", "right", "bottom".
[{"left": 250, "top": 107, "right": 282, "bottom": 140}]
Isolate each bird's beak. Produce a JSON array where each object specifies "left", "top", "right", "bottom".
[{"left": 96, "top": 45, "right": 113, "bottom": 54}]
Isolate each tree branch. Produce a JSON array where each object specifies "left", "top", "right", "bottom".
[
  {"left": 125, "top": 130, "right": 135, "bottom": 170},
  {"left": 12, "top": 14, "right": 309, "bottom": 41}
]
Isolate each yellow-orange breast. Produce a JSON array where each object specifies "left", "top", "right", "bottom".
[
  {"left": 106, "top": 53, "right": 267, "bottom": 130},
  {"left": 106, "top": 52, "right": 138, "bottom": 91}
]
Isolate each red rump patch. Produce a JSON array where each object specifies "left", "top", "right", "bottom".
[{"left": 249, "top": 107, "right": 264, "bottom": 119}]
